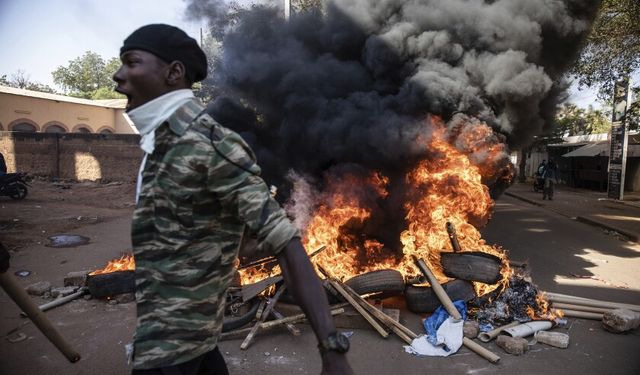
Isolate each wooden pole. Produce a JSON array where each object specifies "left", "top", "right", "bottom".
[
  {"left": 0, "top": 272, "right": 81, "bottom": 362},
  {"left": 552, "top": 309, "right": 603, "bottom": 320},
  {"left": 544, "top": 292, "right": 640, "bottom": 312},
  {"left": 326, "top": 279, "right": 389, "bottom": 338},
  {"left": 413, "top": 256, "right": 501, "bottom": 364},
  {"left": 551, "top": 303, "right": 611, "bottom": 314},
  {"left": 341, "top": 281, "right": 416, "bottom": 344}
]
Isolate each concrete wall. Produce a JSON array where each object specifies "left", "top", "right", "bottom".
[{"left": 0, "top": 131, "right": 142, "bottom": 182}]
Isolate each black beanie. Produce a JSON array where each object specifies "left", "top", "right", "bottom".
[{"left": 121, "top": 24, "right": 207, "bottom": 83}]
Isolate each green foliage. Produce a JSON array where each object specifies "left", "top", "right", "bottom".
[
  {"left": 555, "top": 103, "right": 611, "bottom": 136},
  {"left": 571, "top": 0, "right": 640, "bottom": 98},
  {"left": 52, "top": 51, "right": 121, "bottom": 99},
  {"left": 292, "top": 0, "right": 322, "bottom": 12}
]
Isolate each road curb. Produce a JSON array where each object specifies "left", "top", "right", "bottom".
[
  {"left": 504, "top": 192, "right": 544, "bottom": 207},
  {"left": 575, "top": 216, "right": 639, "bottom": 242},
  {"left": 504, "top": 191, "right": 639, "bottom": 243}
]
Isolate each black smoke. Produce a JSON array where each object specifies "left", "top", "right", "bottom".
[{"left": 186, "top": 0, "right": 600, "bottom": 233}]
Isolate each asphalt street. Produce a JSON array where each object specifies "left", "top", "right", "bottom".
[{"left": 1, "top": 190, "right": 639, "bottom": 375}]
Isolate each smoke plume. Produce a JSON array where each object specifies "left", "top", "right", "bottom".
[{"left": 186, "top": 0, "right": 600, "bottom": 234}]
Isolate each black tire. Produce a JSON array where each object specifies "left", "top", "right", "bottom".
[
  {"left": 222, "top": 297, "right": 261, "bottom": 332},
  {"left": 405, "top": 279, "right": 476, "bottom": 313},
  {"left": 9, "top": 184, "right": 27, "bottom": 200},
  {"left": 345, "top": 269, "right": 405, "bottom": 296}
]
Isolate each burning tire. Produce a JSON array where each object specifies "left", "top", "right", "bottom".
[
  {"left": 405, "top": 279, "right": 476, "bottom": 313},
  {"left": 344, "top": 269, "right": 405, "bottom": 296}
]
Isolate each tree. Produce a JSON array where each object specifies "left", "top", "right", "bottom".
[
  {"left": 555, "top": 103, "right": 611, "bottom": 136},
  {"left": 292, "top": 0, "right": 322, "bottom": 13},
  {"left": 0, "top": 70, "right": 56, "bottom": 93},
  {"left": 52, "top": 51, "right": 123, "bottom": 99},
  {"left": 571, "top": 0, "right": 640, "bottom": 98}
]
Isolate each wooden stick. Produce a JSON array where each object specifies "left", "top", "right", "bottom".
[
  {"left": 241, "top": 285, "right": 287, "bottom": 350},
  {"left": 413, "top": 256, "right": 500, "bottom": 364},
  {"left": 271, "top": 308, "right": 301, "bottom": 336},
  {"left": 220, "top": 308, "right": 345, "bottom": 341},
  {"left": 326, "top": 279, "right": 389, "bottom": 338},
  {"left": 239, "top": 245, "right": 327, "bottom": 270},
  {"left": 552, "top": 308, "right": 603, "bottom": 320},
  {"left": 551, "top": 303, "right": 611, "bottom": 314},
  {"left": 340, "top": 281, "right": 417, "bottom": 344},
  {"left": 543, "top": 292, "right": 640, "bottom": 312}
]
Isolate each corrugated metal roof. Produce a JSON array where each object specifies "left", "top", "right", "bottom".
[
  {"left": 562, "top": 141, "right": 640, "bottom": 157},
  {"left": 0, "top": 85, "right": 126, "bottom": 108}
]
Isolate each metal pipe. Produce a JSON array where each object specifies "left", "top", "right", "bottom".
[
  {"left": 20, "top": 288, "right": 87, "bottom": 317},
  {"left": 478, "top": 321, "right": 520, "bottom": 342},
  {"left": 502, "top": 321, "right": 553, "bottom": 338},
  {"left": 0, "top": 272, "right": 81, "bottom": 362}
]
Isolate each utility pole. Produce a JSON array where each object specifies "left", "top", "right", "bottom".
[
  {"left": 607, "top": 77, "right": 632, "bottom": 200},
  {"left": 284, "top": 0, "right": 290, "bottom": 20}
]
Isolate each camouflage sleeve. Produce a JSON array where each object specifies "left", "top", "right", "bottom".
[{"left": 206, "top": 125, "right": 300, "bottom": 256}]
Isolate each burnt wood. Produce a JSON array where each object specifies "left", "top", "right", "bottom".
[
  {"left": 440, "top": 251, "right": 502, "bottom": 284},
  {"left": 87, "top": 271, "right": 135, "bottom": 298}
]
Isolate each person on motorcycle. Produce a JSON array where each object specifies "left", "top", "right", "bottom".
[{"left": 0, "top": 152, "right": 7, "bottom": 176}]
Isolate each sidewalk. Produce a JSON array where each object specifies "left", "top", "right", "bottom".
[{"left": 503, "top": 181, "right": 640, "bottom": 243}]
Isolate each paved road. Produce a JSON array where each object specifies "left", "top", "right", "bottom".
[{"left": 1, "top": 192, "right": 639, "bottom": 374}]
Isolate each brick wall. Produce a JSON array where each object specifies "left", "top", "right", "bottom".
[{"left": 0, "top": 131, "right": 142, "bottom": 182}]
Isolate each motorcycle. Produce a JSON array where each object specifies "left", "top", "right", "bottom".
[
  {"left": 0, "top": 173, "right": 30, "bottom": 200},
  {"left": 533, "top": 171, "right": 545, "bottom": 193}
]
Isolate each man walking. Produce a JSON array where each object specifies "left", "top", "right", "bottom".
[
  {"left": 542, "top": 159, "right": 557, "bottom": 200},
  {"left": 114, "top": 24, "right": 352, "bottom": 375}
]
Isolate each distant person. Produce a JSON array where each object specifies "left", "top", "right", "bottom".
[
  {"left": 537, "top": 160, "right": 547, "bottom": 175},
  {"left": 0, "top": 152, "right": 7, "bottom": 176},
  {"left": 542, "top": 159, "right": 557, "bottom": 200}
]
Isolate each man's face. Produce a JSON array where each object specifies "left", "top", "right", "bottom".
[{"left": 113, "top": 50, "right": 171, "bottom": 111}]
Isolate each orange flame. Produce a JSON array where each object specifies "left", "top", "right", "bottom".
[
  {"left": 240, "top": 116, "right": 513, "bottom": 296},
  {"left": 89, "top": 254, "right": 135, "bottom": 275},
  {"left": 529, "top": 292, "right": 564, "bottom": 320}
]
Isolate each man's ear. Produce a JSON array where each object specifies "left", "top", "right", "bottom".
[{"left": 165, "top": 61, "right": 187, "bottom": 86}]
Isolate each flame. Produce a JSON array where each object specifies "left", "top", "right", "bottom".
[
  {"left": 529, "top": 292, "right": 564, "bottom": 320},
  {"left": 89, "top": 254, "right": 135, "bottom": 275},
  {"left": 240, "top": 116, "right": 513, "bottom": 296}
]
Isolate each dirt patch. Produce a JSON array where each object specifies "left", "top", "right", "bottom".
[{"left": 0, "top": 179, "right": 135, "bottom": 252}]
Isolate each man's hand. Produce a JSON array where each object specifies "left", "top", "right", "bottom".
[{"left": 276, "top": 238, "right": 354, "bottom": 374}]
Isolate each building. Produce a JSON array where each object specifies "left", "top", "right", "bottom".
[
  {"left": 0, "top": 85, "right": 136, "bottom": 134},
  {"left": 548, "top": 132, "right": 640, "bottom": 192}
]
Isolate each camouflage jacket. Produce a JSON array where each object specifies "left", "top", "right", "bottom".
[{"left": 131, "top": 97, "right": 300, "bottom": 369}]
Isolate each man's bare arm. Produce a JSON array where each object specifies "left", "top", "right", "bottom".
[{"left": 276, "top": 238, "right": 353, "bottom": 375}]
